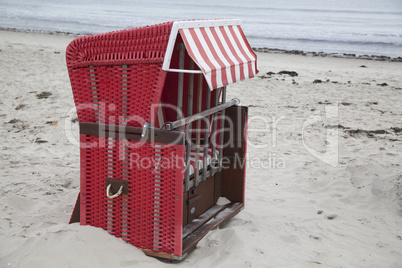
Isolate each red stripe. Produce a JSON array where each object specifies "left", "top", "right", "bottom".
[
  {"left": 219, "top": 26, "right": 245, "bottom": 81},
  {"left": 199, "top": 28, "right": 228, "bottom": 86},
  {"left": 229, "top": 25, "right": 254, "bottom": 78},
  {"left": 179, "top": 29, "right": 206, "bottom": 74},
  {"left": 236, "top": 26, "right": 258, "bottom": 75},
  {"left": 188, "top": 28, "right": 218, "bottom": 89},
  {"left": 210, "top": 27, "right": 236, "bottom": 85}
]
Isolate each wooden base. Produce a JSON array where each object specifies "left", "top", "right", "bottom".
[
  {"left": 142, "top": 202, "right": 243, "bottom": 260},
  {"left": 182, "top": 202, "right": 243, "bottom": 256}
]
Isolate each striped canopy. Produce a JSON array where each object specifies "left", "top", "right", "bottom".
[{"left": 162, "top": 19, "right": 258, "bottom": 90}]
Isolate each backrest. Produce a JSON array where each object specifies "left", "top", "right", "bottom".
[{"left": 66, "top": 21, "right": 173, "bottom": 127}]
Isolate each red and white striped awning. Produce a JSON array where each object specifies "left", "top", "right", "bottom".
[{"left": 162, "top": 19, "right": 258, "bottom": 90}]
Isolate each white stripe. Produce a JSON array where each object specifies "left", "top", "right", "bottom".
[
  {"left": 162, "top": 19, "right": 242, "bottom": 70},
  {"left": 223, "top": 26, "right": 249, "bottom": 79},
  {"left": 233, "top": 25, "right": 256, "bottom": 76},
  {"left": 205, "top": 27, "right": 233, "bottom": 87},
  {"left": 157, "top": 102, "right": 164, "bottom": 128},
  {"left": 180, "top": 25, "right": 257, "bottom": 89},
  {"left": 215, "top": 27, "right": 240, "bottom": 84},
  {"left": 193, "top": 28, "right": 223, "bottom": 89},
  {"left": 181, "top": 29, "right": 212, "bottom": 77}
]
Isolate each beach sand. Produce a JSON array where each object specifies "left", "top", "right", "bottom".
[{"left": 1, "top": 30, "right": 401, "bottom": 267}]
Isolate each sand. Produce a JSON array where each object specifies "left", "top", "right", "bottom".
[{"left": 0, "top": 30, "right": 401, "bottom": 267}]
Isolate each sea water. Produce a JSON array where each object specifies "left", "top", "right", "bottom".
[{"left": 1, "top": 0, "right": 401, "bottom": 57}]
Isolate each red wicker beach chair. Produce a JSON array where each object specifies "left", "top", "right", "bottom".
[{"left": 67, "top": 19, "right": 257, "bottom": 260}]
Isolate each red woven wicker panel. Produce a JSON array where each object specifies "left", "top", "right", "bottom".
[
  {"left": 66, "top": 22, "right": 174, "bottom": 127},
  {"left": 69, "top": 64, "right": 167, "bottom": 127},
  {"left": 79, "top": 134, "right": 184, "bottom": 256},
  {"left": 66, "top": 22, "right": 173, "bottom": 69}
]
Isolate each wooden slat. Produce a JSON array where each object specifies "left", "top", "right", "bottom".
[
  {"left": 69, "top": 194, "right": 80, "bottom": 224},
  {"left": 210, "top": 89, "right": 219, "bottom": 175},
  {"left": 202, "top": 87, "right": 211, "bottom": 181},
  {"left": 177, "top": 43, "right": 185, "bottom": 121},
  {"left": 182, "top": 202, "right": 244, "bottom": 255},
  {"left": 142, "top": 249, "right": 184, "bottom": 261},
  {"left": 218, "top": 87, "right": 226, "bottom": 171},
  {"left": 182, "top": 203, "right": 227, "bottom": 238},
  {"left": 184, "top": 60, "right": 195, "bottom": 191},
  {"left": 194, "top": 74, "right": 203, "bottom": 187},
  {"left": 79, "top": 122, "right": 184, "bottom": 145},
  {"left": 222, "top": 106, "right": 248, "bottom": 203}
]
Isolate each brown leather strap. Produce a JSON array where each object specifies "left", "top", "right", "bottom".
[{"left": 79, "top": 122, "right": 185, "bottom": 145}]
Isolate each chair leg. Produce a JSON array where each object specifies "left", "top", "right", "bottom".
[{"left": 69, "top": 193, "right": 81, "bottom": 224}]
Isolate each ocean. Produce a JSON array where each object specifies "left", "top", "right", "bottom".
[{"left": 1, "top": 0, "right": 401, "bottom": 58}]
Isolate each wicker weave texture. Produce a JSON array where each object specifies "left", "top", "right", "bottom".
[
  {"left": 80, "top": 134, "right": 184, "bottom": 256},
  {"left": 66, "top": 22, "right": 173, "bottom": 127},
  {"left": 68, "top": 64, "right": 166, "bottom": 127},
  {"left": 67, "top": 22, "right": 185, "bottom": 257},
  {"left": 66, "top": 21, "right": 173, "bottom": 68}
]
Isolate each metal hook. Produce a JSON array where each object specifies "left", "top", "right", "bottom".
[
  {"left": 142, "top": 122, "right": 152, "bottom": 138},
  {"left": 106, "top": 184, "right": 123, "bottom": 199}
]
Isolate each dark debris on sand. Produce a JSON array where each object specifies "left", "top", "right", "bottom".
[
  {"left": 334, "top": 126, "right": 402, "bottom": 141},
  {"left": 377, "top": 83, "right": 388, "bottom": 87},
  {"left": 7, "top": 119, "right": 22, "bottom": 124},
  {"left": 341, "top": 102, "right": 352, "bottom": 106},
  {"left": 346, "top": 129, "right": 390, "bottom": 138},
  {"left": 34, "top": 138, "right": 48, "bottom": 144},
  {"left": 278, "top": 70, "right": 298, "bottom": 77},
  {"left": 259, "top": 71, "right": 298, "bottom": 79},
  {"left": 318, "top": 101, "right": 332, "bottom": 105},
  {"left": 15, "top": 104, "right": 26, "bottom": 110},
  {"left": 391, "top": 127, "right": 402, "bottom": 134},
  {"left": 36, "top": 92, "right": 52, "bottom": 99},
  {"left": 325, "top": 124, "right": 349, "bottom": 130}
]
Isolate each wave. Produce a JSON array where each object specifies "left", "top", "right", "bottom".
[
  {"left": 247, "top": 35, "right": 402, "bottom": 47},
  {"left": 1, "top": 0, "right": 401, "bottom": 57},
  {"left": 178, "top": 1, "right": 402, "bottom": 16},
  {"left": 248, "top": 7, "right": 402, "bottom": 16}
]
